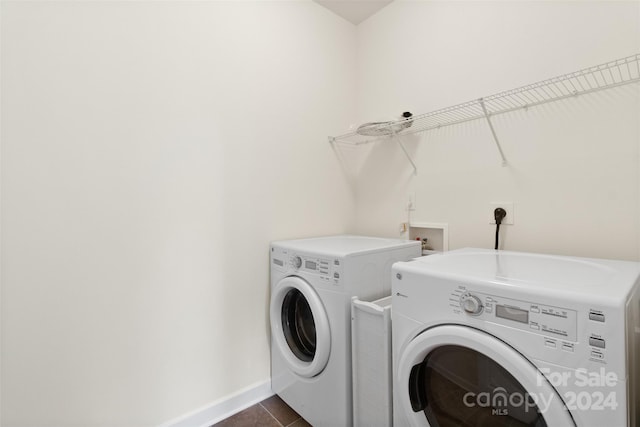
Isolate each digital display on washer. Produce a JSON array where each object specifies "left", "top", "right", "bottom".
[
  {"left": 496, "top": 305, "right": 529, "bottom": 324},
  {"left": 305, "top": 260, "right": 317, "bottom": 270}
]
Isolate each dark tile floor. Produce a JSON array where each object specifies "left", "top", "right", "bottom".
[{"left": 213, "top": 395, "right": 311, "bottom": 427}]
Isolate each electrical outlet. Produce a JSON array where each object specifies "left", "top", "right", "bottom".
[
  {"left": 407, "top": 192, "right": 416, "bottom": 211},
  {"left": 489, "top": 202, "right": 514, "bottom": 225}
]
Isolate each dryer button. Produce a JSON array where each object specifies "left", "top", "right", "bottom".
[
  {"left": 589, "top": 337, "right": 606, "bottom": 349},
  {"left": 589, "top": 312, "right": 605, "bottom": 322}
]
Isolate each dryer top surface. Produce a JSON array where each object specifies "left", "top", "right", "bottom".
[
  {"left": 400, "top": 248, "right": 640, "bottom": 300},
  {"left": 272, "top": 235, "right": 420, "bottom": 257}
]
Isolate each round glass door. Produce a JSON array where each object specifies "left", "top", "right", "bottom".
[
  {"left": 397, "top": 325, "right": 575, "bottom": 427},
  {"left": 270, "top": 276, "right": 330, "bottom": 378},
  {"left": 281, "top": 287, "right": 316, "bottom": 362}
]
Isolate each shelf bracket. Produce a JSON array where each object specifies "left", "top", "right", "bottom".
[
  {"left": 393, "top": 134, "right": 418, "bottom": 176},
  {"left": 479, "top": 98, "right": 508, "bottom": 166}
]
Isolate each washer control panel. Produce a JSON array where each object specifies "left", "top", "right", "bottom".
[{"left": 451, "top": 288, "right": 578, "bottom": 342}]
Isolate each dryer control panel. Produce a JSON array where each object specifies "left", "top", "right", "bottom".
[
  {"left": 451, "top": 288, "right": 578, "bottom": 342},
  {"left": 290, "top": 253, "right": 343, "bottom": 286},
  {"left": 271, "top": 247, "right": 343, "bottom": 287}
]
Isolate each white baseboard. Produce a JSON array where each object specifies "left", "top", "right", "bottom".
[{"left": 158, "top": 379, "right": 274, "bottom": 427}]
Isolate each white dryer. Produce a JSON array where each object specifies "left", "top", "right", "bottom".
[
  {"left": 392, "top": 248, "right": 640, "bottom": 427},
  {"left": 270, "top": 235, "right": 421, "bottom": 427}
]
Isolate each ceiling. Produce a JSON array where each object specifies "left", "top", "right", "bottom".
[{"left": 313, "top": 1, "right": 394, "bottom": 25}]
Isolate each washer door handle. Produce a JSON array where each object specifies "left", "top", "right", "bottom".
[{"left": 408, "top": 363, "right": 427, "bottom": 412}]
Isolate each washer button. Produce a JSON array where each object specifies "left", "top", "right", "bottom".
[
  {"left": 561, "top": 344, "right": 574, "bottom": 352},
  {"left": 589, "top": 337, "right": 606, "bottom": 349},
  {"left": 589, "top": 312, "right": 605, "bottom": 322},
  {"left": 530, "top": 324, "right": 540, "bottom": 330},
  {"left": 545, "top": 339, "right": 557, "bottom": 348},
  {"left": 531, "top": 307, "right": 540, "bottom": 313}
]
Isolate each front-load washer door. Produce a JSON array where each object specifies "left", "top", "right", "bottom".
[
  {"left": 270, "top": 276, "right": 330, "bottom": 378},
  {"left": 397, "top": 325, "right": 575, "bottom": 427}
]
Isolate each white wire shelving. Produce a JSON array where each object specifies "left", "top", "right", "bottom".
[{"left": 329, "top": 54, "right": 640, "bottom": 173}]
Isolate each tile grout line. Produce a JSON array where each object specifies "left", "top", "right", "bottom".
[{"left": 259, "top": 402, "right": 285, "bottom": 427}]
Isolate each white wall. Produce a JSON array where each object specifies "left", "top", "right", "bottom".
[
  {"left": 3, "top": 1, "right": 640, "bottom": 426},
  {"left": 354, "top": 0, "right": 640, "bottom": 261},
  {"left": 0, "top": 1, "right": 356, "bottom": 426}
]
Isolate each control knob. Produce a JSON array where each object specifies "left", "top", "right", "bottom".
[
  {"left": 460, "top": 293, "right": 483, "bottom": 315},
  {"left": 292, "top": 256, "right": 302, "bottom": 269}
]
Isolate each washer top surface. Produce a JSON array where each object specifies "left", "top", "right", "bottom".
[
  {"left": 403, "top": 248, "right": 640, "bottom": 300},
  {"left": 272, "top": 235, "right": 420, "bottom": 257}
]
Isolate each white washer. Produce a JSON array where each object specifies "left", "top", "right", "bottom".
[
  {"left": 392, "top": 248, "right": 640, "bottom": 427},
  {"left": 270, "top": 235, "right": 420, "bottom": 427}
]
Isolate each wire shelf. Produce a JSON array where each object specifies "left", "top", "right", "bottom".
[{"left": 330, "top": 54, "right": 640, "bottom": 146}]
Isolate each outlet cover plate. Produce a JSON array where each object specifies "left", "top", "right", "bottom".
[
  {"left": 407, "top": 192, "right": 416, "bottom": 211},
  {"left": 489, "top": 202, "right": 514, "bottom": 225}
]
